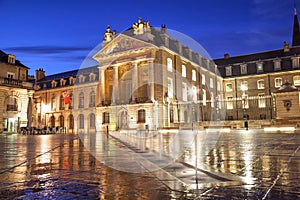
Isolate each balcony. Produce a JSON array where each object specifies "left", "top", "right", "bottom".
[{"left": 0, "top": 77, "right": 33, "bottom": 89}]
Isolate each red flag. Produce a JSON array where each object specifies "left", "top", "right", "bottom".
[{"left": 62, "top": 91, "right": 71, "bottom": 104}]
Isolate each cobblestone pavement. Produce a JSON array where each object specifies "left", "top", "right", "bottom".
[{"left": 0, "top": 129, "right": 299, "bottom": 199}]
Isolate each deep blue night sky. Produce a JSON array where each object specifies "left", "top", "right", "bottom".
[{"left": 0, "top": 0, "right": 297, "bottom": 75}]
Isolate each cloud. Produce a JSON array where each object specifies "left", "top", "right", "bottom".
[{"left": 3, "top": 45, "right": 93, "bottom": 55}]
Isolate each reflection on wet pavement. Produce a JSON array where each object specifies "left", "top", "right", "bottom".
[{"left": 0, "top": 130, "right": 299, "bottom": 199}]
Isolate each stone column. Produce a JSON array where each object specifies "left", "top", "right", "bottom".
[
  {"left": 112, "top": 65, "right": 119, "bottom": 104},
  {"left": 131, "top": 62, "right": 138, "bottom": 103},
  {"left": 148, "top": 59, "right": 154, "bottom": 102},
  {"left": 98, "top": 67, "right": 105, "bottom": 105}
]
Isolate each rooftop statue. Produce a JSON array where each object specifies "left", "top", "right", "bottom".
[
  {"left": 132, "top": 17, "right": 150, "bottom": 35},
  {"left": 103, "top": 25, "right": 116, "bottom": 42}
]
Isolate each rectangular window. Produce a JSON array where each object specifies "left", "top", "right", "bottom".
[
  {"left": 192, "top": 86, "right": 197, "bottom": 103},
  {"left": 294, "top": 76, "right": 300, "bottom": 86},
  {"left": 257, "top": 79, "right": 265, "bottom": 89},
  {"left": 182, "top": 82, "right": 187, "bottom": 101},
  {"left": 225, "top": 66, "right": 232, "bottom": 76},
  {"left": 292, "top": 57, "right": 299, "bottom": 68},
  {"left": 210, "top": 78, "right": 213, "bottom": 88},
  {"left": 202, "top": 89, "right": 206, "bottom": 106},
  {"left": 51, "top": 97, "right": 56, "bottom": 111},
  {"left": 103, "top": 112, "right": 110, "bottom": 124},
  {"left": 258, "top": 93, "right": 266, "bottom": 108},
  {"left": 192, "top": 69, "right": 196, "bottom": 81},
  {"left": 167, "top": 58, "right": 172, "bottom": 72},
  {"left": 274, "top": 60, "right": 281, "bottom": 70},
  {"left": 201, "top": 74, "right": 205, "bottom": 85},
  {"left": 242, "top": 94, "right": 249, "bottom": 109},
  {"left": 7, "top": 72, "right": 14, "bottom": 79},
  {"left": 227, "top": 97, "right": 233, "bottom": 110},
  {"left": 138, "top": 110, "right": 146, "bottom": 123},
  {"left": 226, "top": 83, "right": 233, "bottom": 92},
  {"left": 167, "top": 77, "right": 174, "bottom": 98},
  {"left": 211, "top": 92, "right": 214, "bottom": 108},
  {"left": 257, "top": 63, "right": 263, "bottom": 72},
  {"left": 275, "top": 78, "right": 282, "bottom": 88},
  {"left": 217, "top": 81, "right": 221, "bottom": 91},
  {"left": 241, "top": 81, "right": 248, "bottom": 91},
  {"left": 182, "top": 65, "right": 186, "bottom": 77},
  {"left": 240, "top": 64, "right": 247, "bottom": 74}
]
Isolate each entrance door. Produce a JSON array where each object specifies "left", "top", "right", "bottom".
[{"left": 118, "top": 111, "right": 128, "bottom": 129}]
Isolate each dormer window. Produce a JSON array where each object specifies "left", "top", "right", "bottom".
[
  {"left": 8, "top": 54, "right": 15, "bottom": 64},
  {"left": 79, "top": 75, "right": 85, "bottom": 83},
  {"left": 292, "top": 56, "right": 300, "bottom": 68},
  {"left": 257, "top": 62, "right": 264, "bottom": 72},
  {"left": 240, "top": 64, "right": 247, "bottom": 75},
  {"left": 225, "top": 66, "right": 232, "bottom": 76},
  {"left": 51, "top": 80, "right": 57, "bottom": 88},
  {"left": 274, "top": 59, "right": 281, "bottom": 71},
  {"left": 60, "top": 78, "right": 66, "bottom": 86},
  {"left": 89, "top": 73, "right": 96, "bottom": 81},
  {"left": 69, "top": 77, "right": 74, "bottom": 85},
  {"left": 7, "top": 72, "right": 14, "bottom": 79}
]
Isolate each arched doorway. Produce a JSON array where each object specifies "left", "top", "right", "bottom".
[
  {"left": 59, "top": 115, "right": 64, "bottom": 127},
  {"left": 118, "top": 110, "right": 128, "bottom": 129},
  {"left": 50, "top": 115, "right": 55, "bottom": 127}
]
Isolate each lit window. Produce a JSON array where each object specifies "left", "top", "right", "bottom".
[
  {"left": 89, "top": 91, "right": 95, "bottom": 107},
  {"left": 241, "top": 81, "right": 248, "bottom": 91},
  {"left": 79, "top": 92, "right": 84, "bottom": 108},
  {"left": 90, "top": 113, "right": 95, "bottom": 128},
  {"left": 51, "top": 96, "right": 56, "bottom": 111},
  {"left": 167, "top": 58, "right": 172, "bottom": 72},
  {"left": 51, "top": 80, "right": 57, "bottom": 88},
  {"left": 258, "top": 93, "right": 266, "bottom": 108},
  {"left": 211, "top": 92, "right": 214, "bottom": 108},
  {"left": 8, "top": 54, "right": 15, "bottom": 64},
  {"left": 217, "top": 81, "right": 221, "bottom": 91},
  {"left": 274, "top": 59, "right": 281, "bottom": 70},
  {"left": 89, "top": 73, "right": 96, "bottom": 81},
  {"left": 138, "top": 109, "right": 146, "bottom": 123},
  {"left": 182, "top": 82, "right": 187, "bottom": 101},
  {"left": 257, "top": 62, "right": 263, "bottom": 72},
  {"left": 202, "top": 89, "right": 206, "bottom": 106},
  {"left": 192, "top": 86, "right": 197, "bottom": 103},
  {"left": 69, "top": 77, "right": 74, "bottom": 85},
  {"left": 292, "top": 57, "right": 300, "bottom": 68},
  {"left": 210, "top": 78, "right": 213, "bottom": 88},
  {"left": 60, "top": 78, "right": 66, "bottom": 86},
  {"left": 275, "top": 78, "right": 282, "bottom": 88},
  {"left": 257, "top": 79, "right": 265, "bottom": 89},
  {"left": 201, "top": 74, "right": 205, "bottom": 85},
  {"left": 240, "top": 64, "right": 247, "bottom": 74},
  {"left": 226, "top": 83, "right": 233, "bottom": 92},
  {"left": 167, "top": 77, "right": 173, "bottom": 98},
  {"left": 227, "top": 97, "right": 233, "bottom": 110},
  {"left": 192, "top": 70, "right": 196, "bottom": 81},
  {"left": 182, "top": 65, "right": 186, "bottom": 77},
  {"left": 225, "top": 66, "right": 232, "bottom": 76},
  {"left": 59, "top": 95, "right": 64, "bottom": 110},
  {"left": 294, "top": 75, "right": 300, "bottom": 86},
  {"left": 242, "top": 94, "right": 249, "bottom": 109}
]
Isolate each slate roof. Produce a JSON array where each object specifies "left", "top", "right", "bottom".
[{"left": 0, "top": 50, "right": 29, "bottom": 69}]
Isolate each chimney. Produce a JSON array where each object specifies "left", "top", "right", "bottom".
[
  {"left": 284, "top": 41, "right": 290, "bottom": 52},
  {"left": 161, "top": 24, "right": 167, "bottom": 34},
  {"left": 35, "top": 68, "right": 45, "bottom": 81},
  {"left": 160, "top": 24, "right": 169, "bottom": 48},
  {"left": 224, "top": 53, "right": 230, "bottom": 59}
]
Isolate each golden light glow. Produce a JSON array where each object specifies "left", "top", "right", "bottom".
[{"left": 264, "top": 127, "right": 295, "bottom": 132}]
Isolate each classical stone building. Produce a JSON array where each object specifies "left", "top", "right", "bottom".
[{"left": 0, "top": 50, "right": 34, "bottom": 133}]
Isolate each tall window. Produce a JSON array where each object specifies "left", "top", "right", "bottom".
[
  {"left": 275, "top": 78, "right": 282, "bottom": 88},
  {"left": 182, "top": 65, "right": 186, "bottom": 77},
  {"left": 217, "top": 81, "right": 221, "bottom": 91},
  {"left": 90, "top": 113, "right": 95, "bottom": 128},
  {"left": 257, "top": 80, "right": 265, "bottom": 89},
  {"left": 292, "top": 57, "right": 300, "bottom": 68},
  {"left": 192, "top": 86, "right": 197, "bottom": 103},
  {"left": 258, "top": 93, "right": 266, "bottom": 108},
  {"left": 89, "top": 91, "right": 95, "bottom": 107},
  {"left": 226, "top": 83, "right": 233, "bottom": 92},
  {"left": 79, "top": 114, "right": 84, "bottom": 129},
  {"left": 241, "top": 81, "right": 248, "bottom": 91},
  {"left": 294, "top": 75, "right": 300, "bottom": 86},
  {"left": 201, "top": 74, "right": 205, "bottom": 85},
  {"left": 51, "top": 96, "right": 56, "bottom": 111},
  {"left": 210, "top": 92, "right": 214, "bottom": 108},
  {"left": 167, "top": 58, "right": 172, "bottom": 72},
  {"left": 240, "top": 64, "right": 247, "bottom": 74},
  {"left": 225, "top": 66, "right": 232, "bottom": 76},
  {"left": 79, "top": 92, "right": 84, "bottom": 108},
  {"left": 227, "top": 97, "right": 233, "bottom": 110},
  {"left": 257, "top": 62, "right": 263, "bottom": 72},
  {"left": 274, "top": 59, "right": 281, "bottom": 70},
  {"left": 138, "top": 109, "right": 146, "bottom": 123},
  {"left": 50, "top": 116, "right": 55, "bottom": 127},
  {"left": 192, "top": 70, "right": 196, "bottom": 81},
  {"left": 59, "top": 115, "right": 64, "bottom": 127},
  {"left": 182, "top": 82, "right": 187, "bottom": 101},
  {"left": 210, "top": 78, "right": 213, "bottom": 88},
  {"left": 170, "top": 108, "right": 174, "bottom": 123},
  {"left": 242, "top": 94, "right": 249, "bottom": 109},
  {"left": 59, "top": 95, "right": 64, "bottom": 110},
  {"left": 7, "top": 96, "right": 17, "bottom": 111},
  {"left": 7, "top": 72, "right": 14, "bottom": 79},
  {"left": 167, "top": 77, "right": 174, "bottom": 98},
  {"left": 69, "top": 114, "right": 74, "bottom": 129},
  {"left": 103, "top": 112, "right": 110, "bottom": 124},
  {"left": 202, "top": 89, "right": 206, "bottom": 106}
]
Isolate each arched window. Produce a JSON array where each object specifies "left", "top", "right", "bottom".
[
  {"left": 59, "top": 115, "right": 64, "bottom": 127},
  {"left": 51, "top": 96, "right": 56, "bottom": 111},
  {"left": 89, "top": 91, "right": 95, "bottom": 107},
  {"left": 137, "top": 109, "right": 146, "bottom": 123},
  {"left": 90, "top": 113, "right": 95, "bottom": 128},
  {"left": 69, "top": 114, "right": 74, "bottom": 129},
  {"left": 79, "top": 92, "right": 84, "bottom": 108},
  {"left": 79, "top": 114, "right": 84, "bottom": 129},
  {"left": 59, "top": 95, "right": 64, "bottom": 110},
  {"left": 50, "top": 115, "right": 55, "bottom": 127}
]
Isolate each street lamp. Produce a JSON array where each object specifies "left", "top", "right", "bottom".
[{"left": 241, "top": 84, "right": 248, "bottom": 130}]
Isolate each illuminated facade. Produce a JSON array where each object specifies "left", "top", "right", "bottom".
[{"left": 0, "top": 50, "right": 34, "bottom": 133}]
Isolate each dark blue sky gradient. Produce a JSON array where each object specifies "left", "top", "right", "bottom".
[{"left": 0, "top": 0, "right": 296, "bottom": 75}]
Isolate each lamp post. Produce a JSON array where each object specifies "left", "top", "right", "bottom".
[{"left": 241, "top": 84, "right": 248, "bottom": 130}]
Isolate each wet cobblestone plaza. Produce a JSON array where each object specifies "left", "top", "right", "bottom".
[{"left": 0, "top": 129, "right": 299, "bottom": 199}]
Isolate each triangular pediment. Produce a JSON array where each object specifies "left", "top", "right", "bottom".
[{"left": 93, "top": 34, "right": 156, "bottom": 59}]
